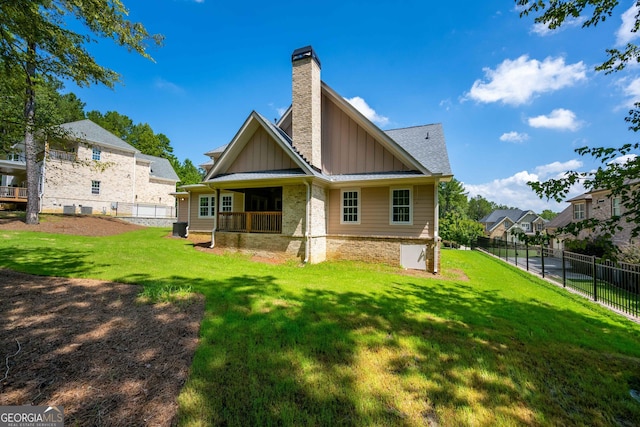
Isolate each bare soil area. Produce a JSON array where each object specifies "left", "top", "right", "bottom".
[
  {"left": 0, "top": 215, "right": 205, "bottom": 426},
  {"left": 0, "top": 213, "right": 145, "bottom": 236}
]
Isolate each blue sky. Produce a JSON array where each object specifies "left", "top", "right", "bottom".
[{"left": 68, "top": 0, "right": 640, "bottom": 213}]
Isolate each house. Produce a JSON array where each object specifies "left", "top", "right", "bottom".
[
  {"left": 479, "top": 209, "right": 546, "bottom": 242},
  {"left": 0, "top": 119, "right": 179, "bottom": 217},
  {"left": 546, "top": 188, "right": 634, "bottom": 251},
  {"left": 177, "top": 46, "right": 452, "bottom": 271}
]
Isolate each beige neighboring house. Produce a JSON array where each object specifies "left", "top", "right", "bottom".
[
  {"left": 177, "top": 46, "right": 453, "bottom": 272},
  {"left": 0, "top": 119, "right": 179, "bottom": 217},
  {"left": 479, "top": 209, "right": 546, "bottom": 242},
  {"left": 546, "top": 188, "right": 634, "bottom": 252}
]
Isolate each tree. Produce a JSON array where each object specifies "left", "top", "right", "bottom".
[
  {"left": 518, "top": 0, "right": 640, "bottom": 239},
  {"left": 440, "top": 211, "right": 485, "bottom": 246},
  {"left": 467, "top": 195, "right": 496, "bottom": 221},
  {"left": 178, "top": 159, "right": 205, "bottom": 185},
  {"left": 0, "top": 1, "right": 162, "bottom": 224},
  {"left": 539, "top": 209, "right": 558, "bottom": 221},
  {"left": 439, "top": 178, "right": 468, "bottom": 218}
]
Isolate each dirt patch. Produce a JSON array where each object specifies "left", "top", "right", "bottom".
[
  {"left": 0, "top": 214, "right": 144, "bottom": 236},
  {"left": 0, "top": 269, "right": 205, "bottom": 426}
]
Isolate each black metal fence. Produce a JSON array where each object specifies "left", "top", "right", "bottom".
[{"left": 474, "top": 237, "right": 639, "bottom": 319}]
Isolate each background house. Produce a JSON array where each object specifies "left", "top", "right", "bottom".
[
  {"left": 479, "top": 209, "right": 546, "bottom": 242},
  {"left": 546, "top": 188, "right": 634, "bottom": 252},
  {"left": 0, "top": 119, "right": 179, "bottom": 217},
  {"left": 178, "top": 46, "right": 453, "bottom": 271}
]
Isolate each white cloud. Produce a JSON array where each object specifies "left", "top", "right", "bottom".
[
  {"left": 154, "top": 78, "right": 185, "bottom": 95},
  {"left": 530, "top": 17, "right": 586, "bottom": 36},
  {"left": 527, "top": 108, "right": 582, "bottom": 131},
  {"left": 616, "top": 3, "right": 640, "bottom": 46},
  {"left": 466, "top": 55, "right": 587, "bottom": 105},
  {"left": 534, "top": 159, "right": 583, "bottom": 179},
  {"left": 500, "top": 131, "right": 529, "bottom": 143},
  {"left": 464, "top": 160, "right": 586, "bottom": 212},
  {"left": 276, "top": 107, "right": 288, "bottom": 117},
  {"left": 609, "top": 153, "right": 638, "bottom": 165},
  {"left": 346, "top": 96, "right": 389, "bottom": 126},
  {"left": 618, "top": 76, "right": 640, "bottom": 108}
]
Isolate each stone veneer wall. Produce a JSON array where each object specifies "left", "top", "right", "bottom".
[
  {"left": 214, "top": 232, "right": 304, "bottom": 260},
  {"left": 326, "top": 236, "right": 439, "bottom": 272},
  {"left": 308, "top": 183, "right": 327, "bottom": 263}
]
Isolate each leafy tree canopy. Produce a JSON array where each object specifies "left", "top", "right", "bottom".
[{"left": 517, "top": 0, "right": 640, "bottom": 239}]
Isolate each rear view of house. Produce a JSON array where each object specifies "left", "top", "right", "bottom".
[{"left": 178, "top": 47, "right": 452, "bottom": 271}]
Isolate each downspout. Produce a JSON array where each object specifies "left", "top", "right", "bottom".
[
  {"left": 210, "top": 187, "right": 218, "bottom": 248},
  {"left": 433, "top": 178, "right": 440, "bottom": 274},
  {"left": 303, "top": 180, "right": 311, "bottom": 263},
  {"left": 132, "top": 154, "right": 137, "bottom": 204}
]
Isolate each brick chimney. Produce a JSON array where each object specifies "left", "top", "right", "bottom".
[{"left": 291, "top": 46, "right": 322, "bottom": 169}]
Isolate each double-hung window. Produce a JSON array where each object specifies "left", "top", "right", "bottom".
[
  {"left": 92, "top": 147, "right": 101, "bottom": 161},
  {"left": 573, "top": 203, "right": 585, "bottom": 220},
  {"left": 199, "top": 195, "right": 215, "bottom": 218},
  {"left": 221, "top": 194, "right": 233, "bottom": 212},
  {"left": 391, "top": 188, "right": 412, "bottom": 224},
  {"left": 91, "top": 180, "right": 100, "bottom": 195},
  {"left": 341, "top": 189, "right": 360, "bottom": 224}
]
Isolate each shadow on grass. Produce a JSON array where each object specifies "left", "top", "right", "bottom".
[
  {"left": 113, "top": 270, "right": 640, "bottom": 426},
  {"left": 0, "top": 245, "right": 96, "bottom": 277}
]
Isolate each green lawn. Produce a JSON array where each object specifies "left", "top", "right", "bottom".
[{"left": 1, "top": 226, "right": 640, "bottom": 426}]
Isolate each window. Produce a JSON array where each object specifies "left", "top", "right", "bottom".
[
  {"left": 92, "top": 147, "right": 101, "bottom": 161},
  {"left": 199, "top": 195, "right": 215, "bottom": 217},
  {"left": 391, "top": 188, "right": 412, "bottom": 224},
  {"left": 91, "top": 180, "right": 100, "bottom": 195},
  {"left": 535, "top": 222, "right": 543, "bottom": 232},
  {"left": 221, "top": 194, "right": 233, "bottom": 212},
  {"left": 522, "top": 222, "right": 531, "bottom": 231},
  {"left": 573, "top": 203, "right": 585, "bottom": 220},
  {"left": 341, "top": 189, "right": 360, "bottom": 224},
  {"left": 612, "top": 196, "right": 621, "bottom": 217}
]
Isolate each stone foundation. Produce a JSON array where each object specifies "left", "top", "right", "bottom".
[
  {"left": 214, "top": 232, "right": 305, "bottom": 260},
  {"left": 326, "top": 235, "right": 438, "bottom": 272}
]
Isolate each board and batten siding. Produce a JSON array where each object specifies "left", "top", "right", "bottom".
[
  {"left": 327, "top": 185, "right": 434, "bottom": 238},
  {"left": 227, "top": 127, "right": 297, "bottom": 173},
  {"left": 321, "top": 94, "right": 411, "bottom": 175}
]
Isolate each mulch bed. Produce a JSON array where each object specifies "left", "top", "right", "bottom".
[{"left": 0, "top": 215, "right": 205, "bottom": 426}]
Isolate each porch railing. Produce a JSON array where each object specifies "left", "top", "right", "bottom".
[
  {"left": 38, "top": 149, "right": 77, "bottom": 162},
  {"left": 218, "top": 211, "right": 282, "bottom": 234},
  {"left": 0, "top": 186, "right": 27, "bottom": 201}
]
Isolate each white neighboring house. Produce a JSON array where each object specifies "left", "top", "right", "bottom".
[
  {"left": 0, "top": 119, "right": 179, "bottom": 217},
  {"left": 479, "top": 209, "right": 547, "bottom": 243}
]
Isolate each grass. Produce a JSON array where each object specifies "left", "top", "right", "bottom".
[{"left": 1, "top": 227, "right": 640, "bottom": 426}]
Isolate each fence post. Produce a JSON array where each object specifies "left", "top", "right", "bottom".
[
  {"left": 592, "top": 256, "right": 598, "bottom": 302},
  {"left": 514, "top": 241, "right": 518, "bottom": 266},
  {"left": 540, "top": 244, "right": 545, "bottom": 278},
  {"left": 562, "top": 251, "right": 566, "bottom": 287},
  {"left": 526, "top": 242, "right": 529, "bottom": 271}
]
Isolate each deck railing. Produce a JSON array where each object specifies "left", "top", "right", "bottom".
[
  {"left": 218, "top": 211, "right": 282, "bottom": 234},
  {"left": 0, "top": 186, "right": 27, "bottom": 201}
]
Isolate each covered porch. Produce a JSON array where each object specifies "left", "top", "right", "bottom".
[
  {"left": 0, "top": 186, "right": 27, "bottom": 203},
  {"left": 216, "top": 186, "right": 283, "bottom": 234},
  {"left": 0, "top": 157, "right": 28, "bottom": 204}
]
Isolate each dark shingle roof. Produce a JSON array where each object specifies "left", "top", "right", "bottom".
[
  {"left": 384, "top": 124, "right": 451, "bottom": 176},
  {"left": 545, "top": 205, "right": 573, "bottom": 229},
  {"left": 60, "top": 119, "right": 137, "bottom": 153},
  {"left": 136, "top": 153, "right": 179, "bottom": 181},
  {"left": 479, "top": 209, "right": 525, "bottom": 224}
]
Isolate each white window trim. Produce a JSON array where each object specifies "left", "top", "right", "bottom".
[
  {"left": 198, "top": 194, "right": 215, "bottom": 218},
  {"left": 91, "top": 180, "right": 100, "bottom": 195},
  {"left": 573, "top": 203, "right": 585, "bottom": 220},
  {"left": 612, "top": 196, "right": 621, "bottom": 217},
  {"left": 340, "top": 188, "right": 360, "bottom": 225},
  {"left": 92, "top": 147, "right": 101, "bottom": 161},
  {"left": 221, "top": 193, "right": 234, "bottom": 213},
  {"left": 390, "top": 187, "right": 413, "bottom": 225}
]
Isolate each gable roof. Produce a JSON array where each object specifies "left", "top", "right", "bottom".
[
  {"left": 479, "top": 209, "right": 525, "bottom": 225},
  {"left": 545, "top": 205, "right": 573, "bottom": 230},
  {"left": 136, "top": 153, "right": 180, "bottom": 182},
  {"left": 204, "top": 111, "right": 318, "bottom": 182},
  {"left": 59, "top": 119, "right": 138, "bottom": 154},
  {"left": 385, "top": 124, "right": 451, "bottom": 176}
]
